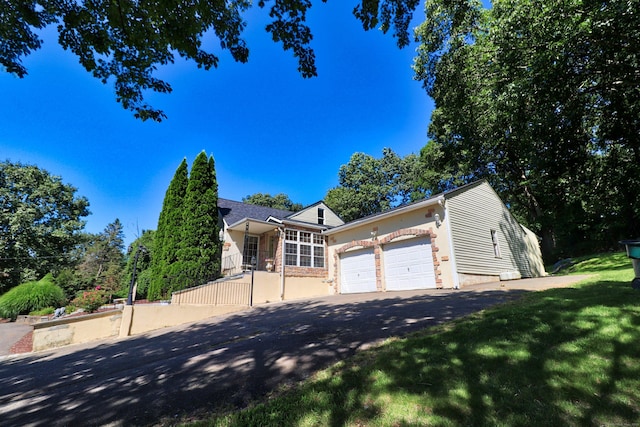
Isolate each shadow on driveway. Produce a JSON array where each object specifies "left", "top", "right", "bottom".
[{"left": 0, "top": 275, "right": 590, "bottom": 426}]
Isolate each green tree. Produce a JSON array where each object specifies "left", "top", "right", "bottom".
[
  {"left": 242, "top": 193, "right": 303, "bottom": 211},
  {"left": 325, "top": 148, "right": 419, "bottom": 222},
  {"left": 123, "top": 230, "right": 154, "bottom": 301},
  {"left": 76, "top": 219, "right": 126, "bottom": 295},
  {"left": 2, "top": 1, "right": 422, "bottom": 121},
  {"left": 175, "top": 151, "right": 221, "bottom": 293},
  {"left": 148, "top": 159, "right": 188, "bottom": 300},
  {"left": 0, "top": 160, "right": 89, "bottom": 293},
  {"left": 413, "top": 0, "right": 640, "bottom": 259}
]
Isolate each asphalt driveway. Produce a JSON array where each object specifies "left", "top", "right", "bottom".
[{"left": 0, "top": 275, "right": 590, "bottom": 426}]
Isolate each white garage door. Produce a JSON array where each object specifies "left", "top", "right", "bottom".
[
  {"left": 340, "top": 248, "right": 377, "bottom": 294},
  {"left": 383, "top": 238, "right": 436, "bottom": 291}
]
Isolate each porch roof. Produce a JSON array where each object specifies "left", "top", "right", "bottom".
[{"left": 226, "top": 218, "right": 282, "bottom": 235}]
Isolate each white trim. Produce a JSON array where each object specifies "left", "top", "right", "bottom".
[{"left": 444, "top": 201, "right": 460, "bottom": 289}]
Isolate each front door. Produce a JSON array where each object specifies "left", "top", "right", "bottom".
[{"left": 242, "top": 235, "right": 259, "bottom": 270}]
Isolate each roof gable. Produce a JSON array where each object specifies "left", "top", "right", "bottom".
[{"left": 287, "top": 201, "right": 344, "bottom": 227}]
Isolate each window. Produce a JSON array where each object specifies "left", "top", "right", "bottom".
[
  {"left": 314, "top": 246, "right": 325, "bottom": 268},
  {"left": 284, "top": 230, "right": 325, "bottom": 268},
  {"left": 318, "top": 208, "right": 325, "bottom": 225},
  {"left": 285, "top": 242, "right": 297, "bottom": 266},
  {"left": 491, "top": 230, "right": 501, "bottom": 258}
]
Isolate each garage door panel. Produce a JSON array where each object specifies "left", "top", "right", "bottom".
[
  {"left": 340, "top": 248, "right": 376, "bottom": 294},
  {"left": 383, "top": 238, "right": 436, "bottom": 291}
]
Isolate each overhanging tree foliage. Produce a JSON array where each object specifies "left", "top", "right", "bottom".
[
  {"left": 413, "top": 0, "right": 640, "bottom": 259},
  {"left": 2, "top": 0, "right": 422, "bottom": 121},
  {"left": 0, "top": 160, "right": 89, "bottom": 293}
]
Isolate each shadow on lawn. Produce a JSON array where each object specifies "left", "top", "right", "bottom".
[
  {"left": 0, "top": 288, "right": 525, "bottom": 426},
  {"left": 220, "top": 281, "right": 640, "bottom": 427},
  {"left": 3, "top": 281, "right": 636, "bottom": 426}
]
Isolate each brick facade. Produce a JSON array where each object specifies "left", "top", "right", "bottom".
[{"left": 271, "top": 226, "right": 329, "bottom": 278}]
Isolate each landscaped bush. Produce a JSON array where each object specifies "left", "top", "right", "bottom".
[
  {"left": 71, "top": 287, "right": 108, "bottom": 313},
  {"left": 0, "top": 274, "right": 66, "bottom": 320}
]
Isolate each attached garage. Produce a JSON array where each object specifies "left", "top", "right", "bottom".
[
  {"left": 383, "top": 238, "right": 436, "bottom": 291},
  {"left": 339, "top": 248, "right": 376, "bottom": 294}
]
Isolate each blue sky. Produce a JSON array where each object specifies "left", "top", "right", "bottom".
[{"left": 0, "top": 2, "right": 433, "bottom": 246}]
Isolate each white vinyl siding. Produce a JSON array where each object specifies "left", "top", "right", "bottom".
[
  {"left": 446, "top": 182, "right": 538, "bottom": 277},
  {"left": 287, "top": 202, "right": 345, "bottom": 227}
]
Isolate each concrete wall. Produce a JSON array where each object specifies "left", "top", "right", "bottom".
[
  {"left": 251, "top": 270, "right": 333, "bottom": 302},
  {"left": 120, "top": 304, "right": 246, "bottom": 336},
  {"left": 32, "top": 310, "right": 123, "bottom": 352},
  {"left": 31, "top": 273, "right": 332, "bottom": 352},
  {"left": 282, "top": 276, "right": 332, "bottom": 300}
]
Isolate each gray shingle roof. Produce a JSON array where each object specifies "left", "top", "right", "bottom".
[{"left": 218, "top": 198, "right": 294, "bottom": 225}]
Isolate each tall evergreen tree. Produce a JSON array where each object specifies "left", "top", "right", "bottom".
[
  {"left": 174, "top": 151, "right": 221, "bottom": 293},
  {"left": 148, "top": 159, "right": 188, "bottom": 300}
]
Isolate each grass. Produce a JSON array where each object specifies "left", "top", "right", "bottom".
[{"left": 185, "top": 252, "right": 640, "bottom": 426}]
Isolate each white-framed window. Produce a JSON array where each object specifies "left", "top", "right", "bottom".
[
  {"left": 285, "top": 229, "right": 325, "bottom": 268},
  {"left": 491, "top": 230, "right": 501, "bottom": 258}
]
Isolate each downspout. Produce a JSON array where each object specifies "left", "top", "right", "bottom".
[
  {"left": 280, "top": 227, "right": 286, "bottom": 301},
  {"left": 442, "top": 199, "right": 460, "bottom": 289}
]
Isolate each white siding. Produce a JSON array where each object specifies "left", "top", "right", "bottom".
[
  {"left": 446, "top": 181, "right": 543, "bottom": 278},
  {"left": 289, "top": 202, "right": 344, "bottom": 227}
]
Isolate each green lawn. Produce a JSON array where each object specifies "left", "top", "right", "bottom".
[{"left": 188, "top": 252, "right": 640, "bottom": 426}]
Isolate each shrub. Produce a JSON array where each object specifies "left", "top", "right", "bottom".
[
  {"left": 71, "top": 288, "right": 107, "bottom": 313},
  {"left": 0, "top": 274, "right": 66, "bottom": 320}
]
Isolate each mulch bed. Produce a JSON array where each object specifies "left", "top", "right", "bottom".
[{"left": 10, "top": 332, "right": 33, "bottom": 355}]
